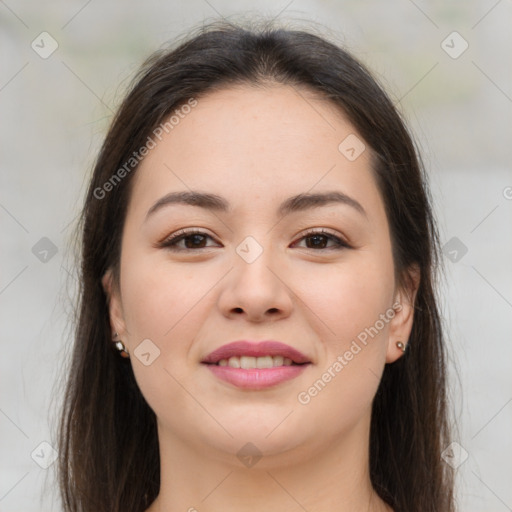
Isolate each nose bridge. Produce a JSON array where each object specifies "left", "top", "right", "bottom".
[
  {"left": 217, "top": 233, "right": 292, "bottom": 319},
  {"left": 233, "top": 233, "right": 282, "bottom": 287}
]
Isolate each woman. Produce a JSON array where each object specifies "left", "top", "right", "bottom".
[{"left": 57, "top": 20, "right": 455, "bottom": 512}]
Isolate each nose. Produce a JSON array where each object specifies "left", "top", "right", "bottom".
[{"left": 216, "top": 244, "right": 293, "bottom": 322}]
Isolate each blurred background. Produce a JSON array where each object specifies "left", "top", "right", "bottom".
[{"left": 1, "top": 1, "right": 511, "bottom": 510}]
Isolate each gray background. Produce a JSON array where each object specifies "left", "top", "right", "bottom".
[{"left": 1, "top": 1, "right": 511, "bottom": 510}]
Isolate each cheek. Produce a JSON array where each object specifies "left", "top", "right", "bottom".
[
  {"left": 119, "top": 250, "right": 220, "bottom": 382},
  {"left": 120, "top": 248, "right": 202, "bottom": 337},
  {"left": 118, "top": 255, "right": 211, "bottom": 416},
  {"left": 294, "top": 263, "right": 394, "bottom": 430},
  {"left": 298, "top": 253, "right": 395, "bottom": 350},
  {"left": 290, "top": 248, "right": 395, "bottom": 427}
]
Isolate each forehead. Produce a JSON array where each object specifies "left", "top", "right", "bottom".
[{"left": 127, "top": 84, "right": 384, "bottom": 222}]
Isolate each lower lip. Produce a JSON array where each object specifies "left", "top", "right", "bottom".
[{"left": 204, "top": 363, "right": 310, "bottom": 390}]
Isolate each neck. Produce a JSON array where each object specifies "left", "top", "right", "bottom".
[{"left": 146, "top": 415, "right": 393, "bottom": 512}]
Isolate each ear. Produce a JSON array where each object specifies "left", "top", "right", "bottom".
[
  {"left": 101, "top": 268, "right": 127, "bottom": 339},
  {"left": 385, "top": 264, "right": 421, "bottom": 363}
]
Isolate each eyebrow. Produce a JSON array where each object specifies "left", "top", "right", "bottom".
[{"left": 145, "top": 190, "right": 367, "bottom": 221}]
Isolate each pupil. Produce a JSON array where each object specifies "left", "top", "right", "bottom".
[
  {"left": 186, "top": 234, "right": 205, "bottom": 248},
  {"left": 308, "top": 235, "right": 326, "bottom": 249}
]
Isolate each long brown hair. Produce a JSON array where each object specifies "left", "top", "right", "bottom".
[{"left": 55, "top": 19, "right": 455, "bottom": 512}]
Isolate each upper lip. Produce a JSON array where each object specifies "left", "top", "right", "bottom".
[{"left": 201, "top": 340, "right": 311, "bottom": 365}]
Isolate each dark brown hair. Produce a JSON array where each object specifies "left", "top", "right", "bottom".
[{"left": 56, "top": 19, "right": 455, "bottom": 512}]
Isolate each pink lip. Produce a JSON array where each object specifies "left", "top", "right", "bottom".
[
  {"left": 205, "top": 364, "right": 309, "bottom": 390},
  {"left": 201, "top": 340, "right": 311, "bottom": 390},
  {"left": 201, "top": 340, "right": 311, "bottom": 364}
]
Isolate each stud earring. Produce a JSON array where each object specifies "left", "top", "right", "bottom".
[
  {"left": 396, "top": 341, "right": 406, "bottom": 353},
  {"left": 112, "top": 332, "right": 130, "bottom": 358}
]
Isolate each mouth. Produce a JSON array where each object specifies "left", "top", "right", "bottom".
[
  {"left": 201, "top": 340, "right": 311, "bottom": 390},
  {"left": 201, "top": 340, "right": 312, "bottom": 367},
  {"left": 204, "top": 355, "right": 308, "bottom": 368}
]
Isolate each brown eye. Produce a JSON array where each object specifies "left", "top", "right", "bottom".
[
  {"left": 159, "top": 230, "right": 219, "bottom": 251},
  {"left": 293, "top": 229, "right": 350, "bottom": 251},
  {"left": 181, "top": 233, "right": 209, "bottom": 249},
  {"left": 305, "top": 233, "right": 330, "bottom": 249}
]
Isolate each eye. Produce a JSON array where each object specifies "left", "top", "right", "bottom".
[
  {"left": 292, "top": 228, "right": 350, "bottom": 251},
  {"left": 158, "top": 228, "right": 350, "bottom": 252},
  {"left": 158, "top": 229, "right": 219, "bottom": 251}
]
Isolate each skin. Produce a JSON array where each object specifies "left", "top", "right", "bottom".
[{"left": 102, "top": 84, "right": 419, "bottom": 512}]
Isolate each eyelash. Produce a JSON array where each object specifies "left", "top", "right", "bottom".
[{"left": 158, "top": 228, "right": 350, "bottom": 252}]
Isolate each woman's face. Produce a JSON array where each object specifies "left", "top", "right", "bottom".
[{"left": 103, "top": 85, "right": 418, "bottom": 465}]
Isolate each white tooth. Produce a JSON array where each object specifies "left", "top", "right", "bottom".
[
  {"left": 272, "top": 355, "right": 284, "bottom": 367},
  {"left": 256, "top": 356, "right": 274, "bottom": 368},
  {"left": 240, "top": 356, "right": 256, "bottom": 369},
  {"left": 228, "top": 356, "right": 240, "bottom": 368},
  {"left": 223, "top": 355, "right": 295, "bottom": 369}
]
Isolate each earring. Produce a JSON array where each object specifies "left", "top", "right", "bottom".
[
  {"left": 396, "top": 341, "right": 406, "bottom": 353},
  {"left": 112, "top": 332, "right": 130, "bottom": 358}
]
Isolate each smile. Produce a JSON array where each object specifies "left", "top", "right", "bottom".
[{"left": 213, "top": 355, "right": 303, "bottom": 368}]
